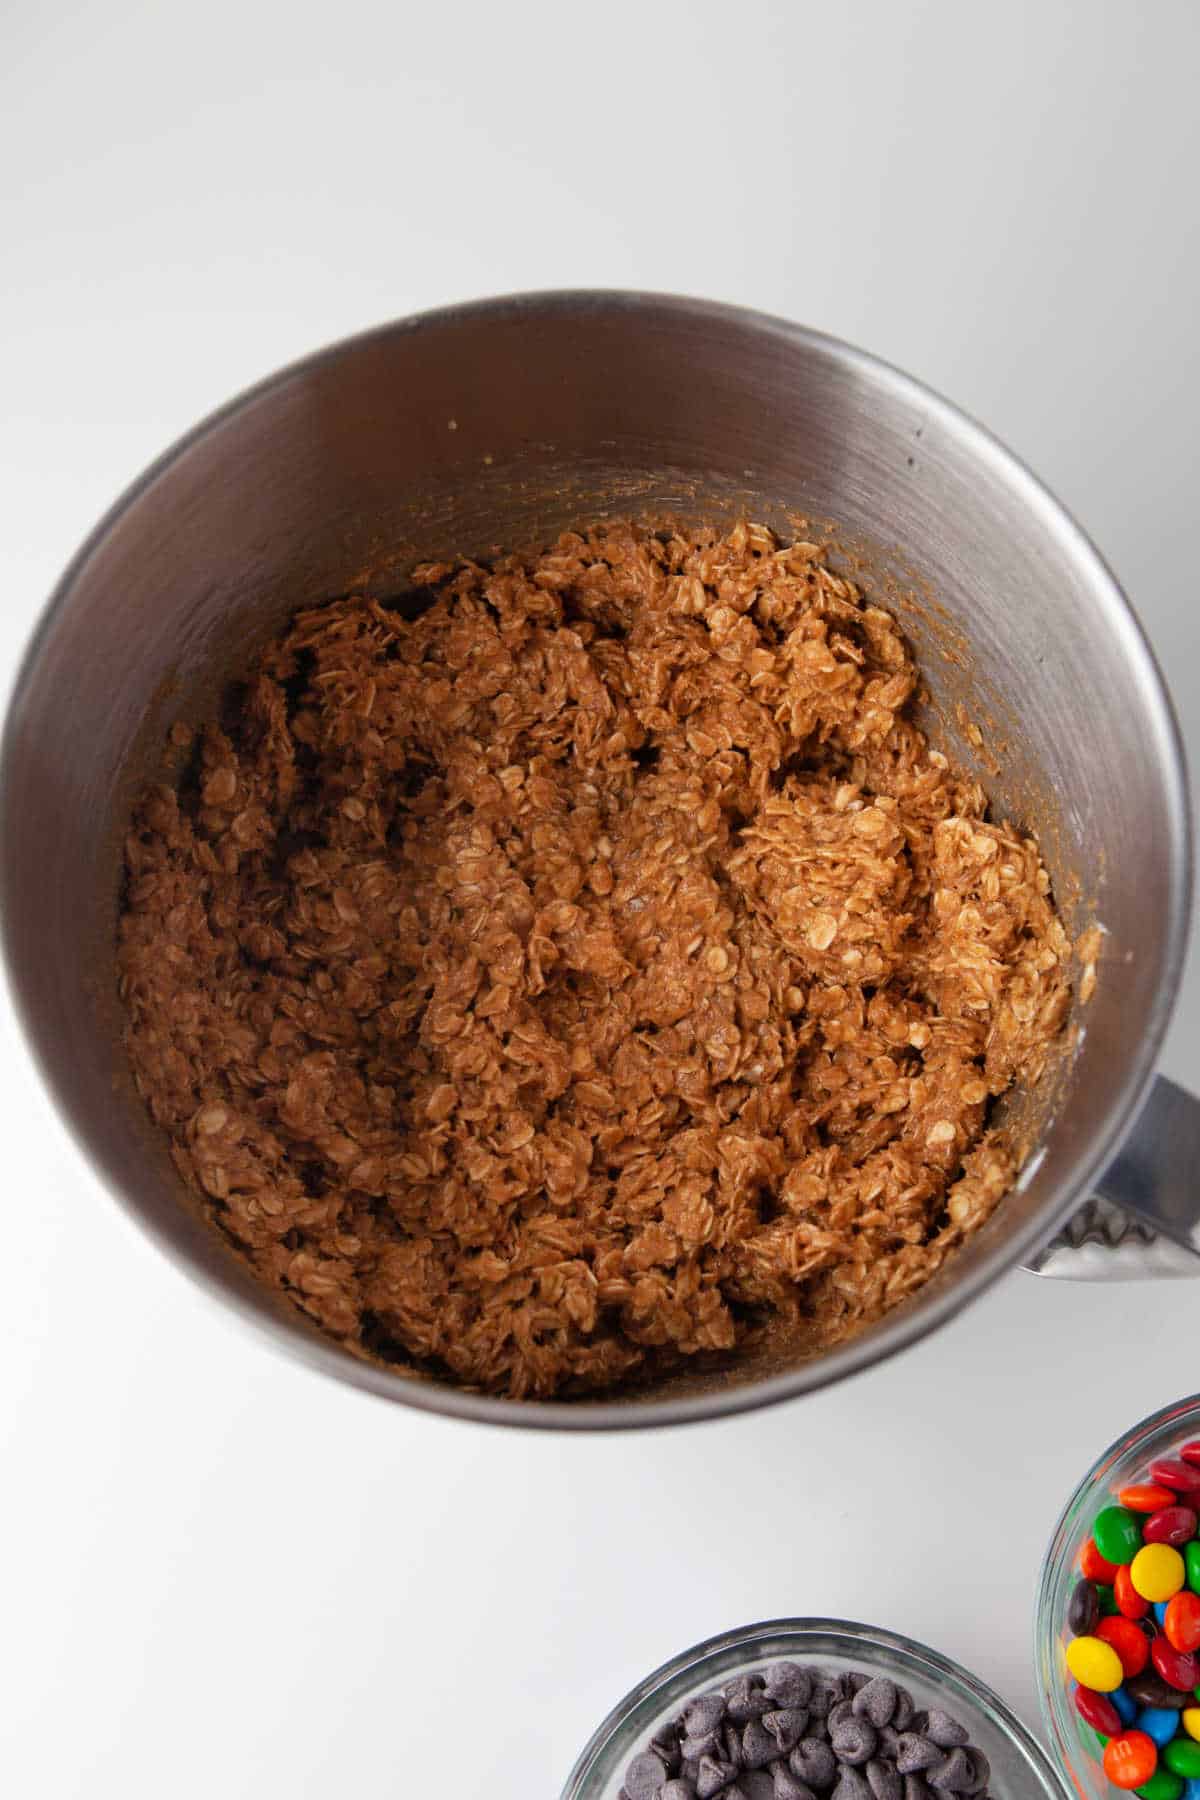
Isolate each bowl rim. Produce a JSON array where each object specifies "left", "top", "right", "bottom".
[
  {"left": 0, "top": 288, "right": 1192, "bottom": 1430},
  {"left": 561, "top": 1613, "right": 1070, "bottom": 1799}
]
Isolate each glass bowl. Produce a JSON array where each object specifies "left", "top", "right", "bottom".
[
  {"left": 562, "top": 1617, "right": 1067, "bottom": 1800},
  {"left": 1036, "top": 1393, "right": 1200, "bottom": 1800}
]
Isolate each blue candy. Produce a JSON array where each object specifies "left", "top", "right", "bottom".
[
  {"left": 1182, "top": 1781, "right": 1200, "bottom": 1800},
  {"left": 1111, "top": 1687, "right": 1138, "bottom": 1725},
  {"left": 1137, "top": 1706, "right": 1181, "bottom": 1747},
  {"left": 1155, "top": 1601, "right": 1171, "bottom": 1626}
]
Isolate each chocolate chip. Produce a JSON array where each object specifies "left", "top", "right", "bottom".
[
  {"left": 877, "top": 1728, "right": 902, "bottom": 1761},
  {"left": 853, "top": 1679, "right": 898, "bottom": 1729},
  {"left": 927, "top": 1749, "right": 974, "bottom": 1792},
  {"left": 831, "top": 1716, "right": 878, "bottom": 1766},
  {"left": 808, "top": 1677, "right": 842, "bottom": 1719},
  {"left": 827, "top": 1701, "right": 855, "bottom": 1733},
  {"left": 742, "top": 1775, "right": 777, "bottom": 1800},
  {"left": 962, "top": 1750, "right": 989, "bottom": 1796},
  {"left": 894, "top": 1736, "right": 941, "bottom": 1776},
  {"left": 847, "top": 1673, "right": 872, "bottom": 1695},
  {"left": 662, "top": 1785, "right": 699, "bottom": 1800},
  {"left": 891, "top": 1692, "right": 915, "bottom": 1732},
  {"left": 744, "top": 1721, "right": 779, "bottom": 1770},
  {"left": 697, "top": 1756, "right": 740, "bottom": 1798},
  {"left": 866, "top": 1759, "right": 903, "bottom": 1800},
  {"left": 682, "top": 1733, "right": 721, "bottom": 1762},
  {"left": 687, "top": 1697, "right": 729, "bottom": 1737},
  {"left": 727, "top": 1677, "right": 771, "bottom": 1723},
  {"left": 791, "top": 1739, "right": 838, "bottom": 1790},
  {"left": 832, "top": 1769, "right": 875, "bottom": 1800},
  {"left": 924, "top": 1711, "right": 968, "bottom": 1751},
  {"left": 626, "top": 1751, "right": 669, "bottom": 1800},
  {"left": 654, "top": 1726, "right": 684, "bottom": 1773},
  {"left": 774, "top": 1766, "right": 817, "bottom": 1800},
  {"left": 764, "top": 1710, "right": 807, "bottom": 1756},
  {"left": 904, "top": 1778, "right": 933, "bottom": 1800},
  {"left": 764, "top": 1665, "right": 814, "bottom": 1710}
]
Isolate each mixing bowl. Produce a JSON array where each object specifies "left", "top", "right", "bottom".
[{"left": 2, "top": 291, "right": 1196, "bottom": 1426}]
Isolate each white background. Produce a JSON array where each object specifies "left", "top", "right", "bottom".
[{"left": 2, "top": 2, "right": 1199, "bottom": 1794}]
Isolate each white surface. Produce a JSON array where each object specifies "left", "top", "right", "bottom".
[{"left": 2, "top": 3, "right": 1199, "bottom": 1794}]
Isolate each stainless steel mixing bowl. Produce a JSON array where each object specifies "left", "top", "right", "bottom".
[{"left": 2, "top": 292, "right": 1195, "bottom": 1427}]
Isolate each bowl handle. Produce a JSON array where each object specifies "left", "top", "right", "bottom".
[{"left": 1024, "top": 1074, "right": 1200, "bottom": 1279}]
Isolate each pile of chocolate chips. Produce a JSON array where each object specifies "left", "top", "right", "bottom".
[{"left": 619, "top": 1665, "right": 992, "bottom": 1800}]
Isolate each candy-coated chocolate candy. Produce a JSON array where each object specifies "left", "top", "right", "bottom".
[
  {"left": 1158, "top": 1605, "right": 1173, "bottom": 1627},
  {"left": 1100, "top": 1508, "right": 1151, "bottom": 1565},
  {"left": 1145, "top": 1509, "right": 1198, "bottom": 1549},
  {"left": 1134, "top": 1546, "right": 1188, "bottom": 1603},
  {"left": 1070, "top": 1579, "right": 1102, "bottom": 1636},
  {"left": 1125, "top": 1487, "right": 1182, "bottom": 1514},
  {"left": 1165, "top": 1743, "right": 1200, "bottom": 1780},
  {"left": 1120, "top": 1568, "right": 1155, "bottom": 1621},
  {"left": 1137, "top": 1771, "right": 1185, "bottom": 1800},
  {"left": 1127, "top": 1671, "right": 1190, "bottom": 1710},
  {"left": 1167, "top": 1595, "right": 1200, "bottom": 1655},
  {"left": 1138, "top": 1708, "right": 1183, "bottom": 1748},
  {"left": 1179, "top": 1443, "right": 1200, "bottom": 1469},
  {"left": 1114, "top": 1689, "right": 1140, "bottom": 1725},
  {"left": 1101, "top": 1617, "right": 1154, "bottom": 1678},
  {"left": 1187, "top": 1543, "right": 1200, "bottom": 1595},
  {"left": 1183, "top": 1709, "right": 1200, "bottom": 1743},
  {"left": 1151, "top": 1460, "right": 1200, "bottom": 1495},
  {"left": 1076, "top": 1685, "right": 1123, "bottom": 1735},
  {"left": 1152, "top": 1637, "right": 1200, "bottom": 1691},
  {"left": 1105, "top": 1731, "right": 1159, "bottom": 1789},
  {"left": 1183, "top": 1782, "right": 1200, "bottom": 1800},
  {"left": 1068, "top": 1634, "right": 1126, "bottom": 1692},
  {"left": 1084, "top": 1538, "right": 1125, "bottom": 1583}
]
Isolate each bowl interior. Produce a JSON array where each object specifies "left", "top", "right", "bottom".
[{"left": 0, "top": 295, "right": 1189, "bottom": 1423}]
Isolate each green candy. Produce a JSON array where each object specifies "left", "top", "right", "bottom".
[
  {"left": 1164, "top": 1741, "right": 1200, "bottom": 1780},
  {"left": 1186, "top": 1539, "right": 1200, "bottom": 1595},
  {"left": 1094, "top": 1505, "right": 1144, "bottom": 1565},
  {"left": 1136, "top": 1773, "right": 1184, "bottom": 1800},
  {"left": 1098, "top": 1583, "right": 1119, "bottom": 1616}
]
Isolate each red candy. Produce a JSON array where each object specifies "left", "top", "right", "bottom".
[
  {"left": 1104, "top": 1732, "right": 1158, "bottom": 1790},
  {"left": 1075, "top": 1685, "right": 1123, "bottom": 1736},
  {"left": 1151, "top": 1634, "right": 1200, "bottom": 1690},
  {"left": 1149, "top": 1458, "right": 1200, "bottom": 1493},
  {"left": 1098, "top": 1615, "right": 1152, "bottom": 1678},
  {"left": 1179, "top": 1441, "right": 1200, "bottom": 1468},
  {"left": 1165, "top": 1592, "right": 1200, "bottom": 1654},
  {"left": 1116, "top": 1565, "right": 1152, "bottom": 1621},
  {"left": 1120, "top": 1484, "right": 1178, "bottom": 1513},
  {"left": 1082, "top": 1538, "right": 1123, "bottom": 1583},
  {"left": 1144, "top": 1506, "right": 1199, "bottom": 1547}
]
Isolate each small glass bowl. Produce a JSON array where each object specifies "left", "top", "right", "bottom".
[
  {"left": 562, "top": 1617, "right": 1067, "bottom": 1800},
  {"left": 1035, "top": 1393, "right": 1200, "bottom": 1800}
]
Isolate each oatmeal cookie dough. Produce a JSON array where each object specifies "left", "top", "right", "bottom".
[{"left": 119, "top": 521, "right": 1072, "bottom": 1398}]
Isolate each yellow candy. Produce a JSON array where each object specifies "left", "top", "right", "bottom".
[
  {"left": 1131, "top": 1543, "right": 1186, "bottom": 1602},
  {"left": 1066, "top": 1635, "right": 1124, "bottom": 1692},
  {"left": 1182, "top": 1709, "right": 1200, "bottom": 1744}
]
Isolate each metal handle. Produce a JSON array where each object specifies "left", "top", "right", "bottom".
[{"left": 1025, "top": 1075, "right": 1200, "bottom": 1280}]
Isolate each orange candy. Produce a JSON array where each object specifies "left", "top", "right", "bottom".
[
  {"left": 1104, "top": 1732, "right": 1158, "bottom": 1790},
  {"left": 1166, "top": 1591, "right": 1200, "bottom": 1655},
  {"left": 1097, "top": 1614, "right": 1151, "bottom": 1678},
  {"left": 1116, "top": 1564, "right": 1152, "bottom": 1621},
  {"left": 1082, "top": 1538, "right": 1122, "bottom": 1583},
  {"left": 1120, "top": 1484, "right": 1178, "bottom": 1514}
]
